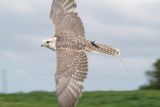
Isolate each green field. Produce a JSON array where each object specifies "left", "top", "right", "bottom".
[{"left": 0, "top": 90, "right": 160, "bottom": 107}]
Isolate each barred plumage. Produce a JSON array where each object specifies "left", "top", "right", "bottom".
[
  {"left": 85, "top": 41, "right": 120, "bottom": 56},
  {"left": 41, "top": 0, "right": 121, "bottom": 107}
]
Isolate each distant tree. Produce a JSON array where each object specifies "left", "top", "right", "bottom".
[{"left": 140, "top": 58, "right": 160, "bottom": 90}]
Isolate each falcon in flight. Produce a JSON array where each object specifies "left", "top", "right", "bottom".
[{"left": 41, "top": 0, "right": 120, "bottom": 107}]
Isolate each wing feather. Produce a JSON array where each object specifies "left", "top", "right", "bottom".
[
  {"left": 50, "top": 0, "right": 76, "bottom": 23},
  {"left": 50, "top": 0, "right": 85, "bottom": 37},
  {"left": 56, "top": 49, "right": 88, "bottom": 107}
]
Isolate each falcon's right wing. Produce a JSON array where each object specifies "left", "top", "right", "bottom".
[
  {"left": 50, "top": 0, "right": 76, "bottom": 24},
  {"left": 50, "top": 0, "right": 85, "bottom": 38}
]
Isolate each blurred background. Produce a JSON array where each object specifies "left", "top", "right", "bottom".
[{"left": 0, "top": 0, "right": 160, "bottom": 94}]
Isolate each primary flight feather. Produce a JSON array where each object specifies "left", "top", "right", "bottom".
[{"left": 41, "top": 0, "right": 120, "bottom": 107}]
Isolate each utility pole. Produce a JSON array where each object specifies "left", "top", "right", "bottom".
[{"left": 1, "top": 70, "right": 7, "bottom": 93}]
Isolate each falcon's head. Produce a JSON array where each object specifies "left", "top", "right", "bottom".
[{"left": 41, "top": 36, "right": 57, "bottom": 51}]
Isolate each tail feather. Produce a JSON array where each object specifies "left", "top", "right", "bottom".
[{"left": 85, "top": 41, "right": 120, "bottom": 56}]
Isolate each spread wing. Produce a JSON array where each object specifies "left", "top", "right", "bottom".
[
  {"left": 50, "top": 1, "right": 87, "bottom": 106},
  {"left": 50, "top": 0, "right": 85, "bottom": 37},
  {"left": 56, "top": 48, "right": 88, "bottom": 107}
]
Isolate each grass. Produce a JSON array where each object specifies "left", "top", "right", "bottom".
[{"left": 0, "top": 90, "right": 160, "bottom": 107}]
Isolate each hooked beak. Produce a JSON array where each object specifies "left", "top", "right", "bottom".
[{"left": 41, "top": 44, "right": 44, "bottom": 47}]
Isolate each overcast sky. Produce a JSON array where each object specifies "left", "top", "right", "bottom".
[{"left": 0, "top": 0, "right": 160, "bottom": 93}]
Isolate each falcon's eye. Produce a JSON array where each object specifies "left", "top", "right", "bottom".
[{"left": 46, "top": 41, "right": 50, "bottom": 43}]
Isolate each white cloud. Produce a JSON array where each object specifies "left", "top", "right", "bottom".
[
  {"left": 0, "top": 0, "right": 52, "bottom": 14},
  {"left": 78, "top": 0, "right": 160, "bottom": 25},
  {"left": 0, "top": 1, "right": 34, "bottom": 14}
]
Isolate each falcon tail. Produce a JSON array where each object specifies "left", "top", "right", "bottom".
[{"left": 85, "top": 40, "right": 120, "bottom": 56}]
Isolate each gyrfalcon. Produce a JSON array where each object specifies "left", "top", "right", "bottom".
[{"left": 41, "top": 0, "right": 120, "bottom": 107}]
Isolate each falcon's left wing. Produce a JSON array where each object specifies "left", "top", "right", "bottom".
[{"left": 56, "top": 48, "right": 88, "bottom": 107}]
